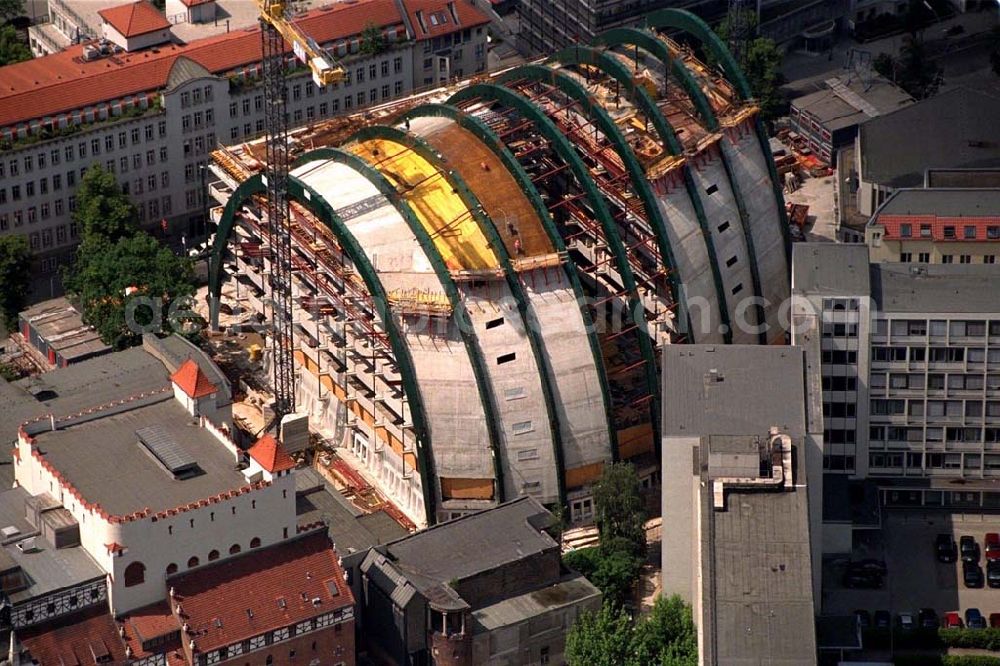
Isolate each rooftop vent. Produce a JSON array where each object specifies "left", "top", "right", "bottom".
[
  {"left": 1, "top": 526, "right": 20, "bottom": 539},
  {"left": 16, "top": 537, "right": 38, "bottom": 553},
  {"left": 136, "top": 426, "right": 200, "bottom": 479}
]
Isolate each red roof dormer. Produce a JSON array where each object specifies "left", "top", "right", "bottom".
[
  {"left": 170, "top": 359, "right": 218, "bottom": 399},
  {"left": 248, "top": 434, "right": 296, "bottom": 474}
]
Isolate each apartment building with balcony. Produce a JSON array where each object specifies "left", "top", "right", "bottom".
[
  {"left": 792, "top": 244, "right": 1000, "bottom": 512},
  {"left": 0, "top": 0, "right": 487, "bottom": 281}
]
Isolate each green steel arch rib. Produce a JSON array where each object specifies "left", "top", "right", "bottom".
[
  {"left": 293, "top": 146, "right": 507, "bottom": 507},
  {"left": 396, "top": 103, "right": 619, "bottom": 464},
  {"left": 349, "top": 123, "right": 567, "bottom": 507},
  {"left": 448, "top": 82, "right": 661, "bottom": 455},
  {"left": 207, "top": 172, "right": 438, "bottom": 526},
  {"left": 592, "top": 27, "right": 767, "bottom": 343},
  {"left": 551, "top": 45, "right": 731, "bottom": 343},
  {"left": 643, "top": 8, "right": 792, "bottom": 266},
  {"left": 497, "top": 64, "right": 682, "bottom": 323}
]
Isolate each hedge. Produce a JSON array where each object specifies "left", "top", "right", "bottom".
[{"left": 894, "top": 656, "right": 1000, "bottom": 666}]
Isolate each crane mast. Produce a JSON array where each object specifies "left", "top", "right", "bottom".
[{"left": 256, "top": 0, "right": 344, "bottom": 428}]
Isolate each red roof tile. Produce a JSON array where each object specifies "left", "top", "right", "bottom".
[
  {"left": 18, "top": 605, "right": 129, "bottom": 665},
  {"left": 99, "top": 1, "right": 171, "bottom": 38},
  {"left": 122, "top": 601, "right": 182, "bottom": 661},
  {"left": 0, "top": 0, "right": 407, "bottom": 129},
  {"left": 180, "top": 0, "right": 215, "bottom": 6},
  {"left": 170, "top": 358, "right": 218, "bottom": 399},
  {"left": 248, "top": 433, "right": 296, "bottom": 473},
  {"left": 169, "top": 531, "right": 354, "bottom": 652},
  {"left": 404, "top": 0, "right": 490, "bottom": 40}
]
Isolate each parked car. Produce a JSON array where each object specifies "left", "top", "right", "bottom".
[
  {"left": 966, "top": 608, "right": 987, "bottom": 629},
  {"left": 987, "top": 560, "right": 1000, "bottom": 588},
  {"left": 873, "top": 610, "right": 891, "bottom": 629},
  {"left": 918, "top": 608, "right": 939, "bottom": 629},
  {"left": 850, "top": 558, "right": 888, "bottom": 575},
  {"left": 844, "top": 570, "right": 883, "bottom": 589},
  {"left": 854, "top": 609, "right": 871, "bottom": 629},
  {"left": 943, "top": 611, "right": 964, "bottom": 628},
  {"left": 964, "top": 562, "right": 985, "bottom": 588},
  {"left": 936, "top": 534, "right": 958, "bottom": 563},
  {"left": 961, "top": 535, "right": 980, "bottom": 563},
  {"left": 897, "top": 612, "right": 916, "bottom": 631},
  {"left": 990, "top": 613, "right": 1000, "bottom": 628},
  {"left": 985, "top": 533, "right": 1000, "bottom": 561}
]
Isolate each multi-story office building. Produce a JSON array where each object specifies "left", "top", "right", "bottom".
[
  {"left": 0, "top": 0, "right": 488, "bottom": 280},
  {"left": 866, "top": 188, "right": 1000, "bottom": 265},
  {"left": 793, "top": 244, "right": 1000, "bottom": 509}
]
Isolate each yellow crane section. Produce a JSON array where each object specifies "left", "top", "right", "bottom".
[{"left": 257, "top": 0, "right": 346, "bottom": 87}]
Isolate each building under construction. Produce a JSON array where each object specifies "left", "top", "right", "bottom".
[{"left": 207, "top": 9, "right": 791, "bottom": 528}]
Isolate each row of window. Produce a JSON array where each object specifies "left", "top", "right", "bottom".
[
  {"left": 874, "top": 319, "right": 1000, "bottom": 338},
  {"left": 0, "top": 121, "right": 168, "bottom": 181},
  {"left": 870, "top": 398, "right": 1000, "bottom": 418},
  {"left": 873, "top": 346, "right": 1000, "bottom": 364},
  {"left": 180, "top": 108, "right": 215, "bottom": 133},
  {"left": 870, "top": 425, "right": 1000, "bottom": 444},
  {"left": 869, "top": 452, "right": 1000, "bottom": 471},
  {"left": 872, "top": 372, "right": 1000, "bottom": 391},
  {"left": 199, "top": 611, "right": 349, "bottom": 666},
  {"left": 180, "top": 85, "right": 215, "bottom": 109},
  {"left": 897, "top": 222, "right": 1000, "bottom": 240},
  {"left": 899, "top": 252, "right": 996, "bottom": 264}
]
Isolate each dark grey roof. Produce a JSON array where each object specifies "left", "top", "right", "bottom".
[
  {"left": 294, "top": 468, "right": 407, "bottom": 556},
  {"left": 0, "top": 488, "right": 104, "bottom": 605},
  {"left": 859, "top": 87, "right": 1000, "bottom": 188},
  {"left": 33, "top": 397, "right": 247, "bottom": 516},
  {"left": 700, "top": 438, "right": 816, "bottom": 665},
  {"left": 662, "top": 346, "right": 807, "bottom": 438},
  {"left": 471, "top": 574, "right": 600, "bottom": 632},
  {"left": 925, "top": 168, "right": 1000, "bottom": 189},
  {"left": 382, "top": 497, "right": 556, "bottom": 588},
  {"left": 791, "top": 243, "right": 871, "bottom": 297},
  {"left": 874, "top": 188, "right": 1000, "bottom": 218},
  {"left": 871, "top": 263, "right": 1000, "bottom": 314},
  {"left": 18, "top": 297, "right": 110, "bottom": 362},
  {"left": 791, "top": 74, "right": 912, "bottom": 131}
]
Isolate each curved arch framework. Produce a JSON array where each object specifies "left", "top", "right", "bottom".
[
  {"left": 397, "top": 103, "right": 619, "bottom": 469},
  {"left": 449, "top": 82, "right": 662, "bottom": 460},
  {"left": 299, "top": 146, "right": 509, "bottom": 509},
  {"left": 348, "top": 124, "right": 567, "bottom": 506},
  {"left": 208, "top": 171, "right": 438, "bottom": 525},
  {"left": 551, "top": 44, "right": 734, "bottom": 343},
  {"left": 643, "top": 8, "right": 792, "bottom": 263},
  {"left": 591, "top": 28, "right": 768, "bottom": 343}
]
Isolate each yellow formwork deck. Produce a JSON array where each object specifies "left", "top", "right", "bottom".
[{"left": 349, "top": 138, "right": 500, "bottom": 272}]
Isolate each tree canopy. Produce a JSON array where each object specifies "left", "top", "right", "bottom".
[
  {"left": 62, "top": 165, "right": 197, "bottom": 349},
  {"left": 0, "top": 24, "right": 30, "bottom": 67},
  {"left": 360, "top": 21, "right": 387, "bottom": 56},
  {"left": 593, "top": 462, "right": 646, "bottom": 558},
  {"left": 873, "top": 35, "right": 943, "bottom": 100},
  {"left": 715, "top": 10, "right": 786, "bottom": 122},
  {"left": 0, "top": 234, "right": 30, "bottom": 331},
  {"left": 0, "top": 0, "right": 24, "bottom": 20},
  {"left": 566, "top": 595, "right": 698, "bottom": 666}
]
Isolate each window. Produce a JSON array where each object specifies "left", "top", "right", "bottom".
[
  {"left": 394, "top": 56, "right": 403, "bottom": 73},
  {"left": 145, "top": 124, "right": 154, "bottom": 141},
  {"left": 900, "top": 223, "right": 911, "bottom": 237},
  {"left": 25, "top": 182, "right": 34, "bottom": 197},
  {"left": 381, "top": 84, "right": 390, "bottom": 100},
  {"left": 255, "top": 94, "right": 264, "bottom": 111},
  {"left": 731, "top": 283, "right": 743, "bottom": 295},
  {"left": 250, "top": 537, "right": 261, "bottom": 549},
  {"left": 23, "top": 155, "right": 31, "bottom": 172},
  {"left": 123, "top": 562, "right": 145, "bottom": 587},
  {"left": 187, "top": 556, "right": 199, "bottom": 569},
  {"left": 105, "top": 135, "right": 114, "bottom": 151},
  {"left": 717, "top": 220, "right": 730, "bottom": 233},
  {"left": 146, "top": 149, "right": 155, "bottom": 166},
  {"left": 319, "top": 102, "right": 328, "bottom": 116},
  {"left": 41, "top": 203, "right": 50, "bottom": 220},
  {"left": 900, "top": 252, "right": 912, "bottom": 263},
  {"left": 944, "top": 226, "right": 956, "bottom": 239},
  {"left": 306, "top": 81, "right": 315, "bottom": 97},
  {"left": 229, "top": 101, "right": 238, "bottom": 118},
  {"left": 964, "top": 226, "right": 976, "bottom": 239},
  {"left": 918, "top": 252, "right": 930, "bottom": 263},
  {"left": 356, "top": 67, "right": 364, "bottom": 82},
  {"left": 293, "top": 109, "right": 302, "bottom": 123},
  {"left": 208, "top": 549, "right": 219, "bottom": 561},
  {"left": 229, "top": 544, "right": 241, "bottom": 555},
  {"left": 942, "top": 254, "right": 954, "bottom": 264},
  {"left": 161, "top": 172, "right": 169, "bottom": 188},
  {"left": 11, "top": 185, "right": 19, "bottom": 201},
  {"left": 159, "top": 120, "right": 167, "bottom": 137},
  {"left": 292, "top": 84, "right": 301, "bottom": 101},
  {"left": 960, "top": 255, "right": 972, "bottom": 264},
  {"left": 986, "top": 255, "right": 996, "bottom": 264},
  {"left": 919, "top": 224, "right": 931, "bottom": 237},
  {"left": 50, "top": 149, "right": 59, "bottom": 166},
  {"left": 394, "top": 80, "right": 403, "bottom": 95},
  {"left": 57, "top": 200, "right": 65, "bottom": 217},
  {"left": 39, "top": 178, "right": 47, "bottom": 195}
]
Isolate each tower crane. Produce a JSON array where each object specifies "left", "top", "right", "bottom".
[{"left": 256, "top": 0, "right": 345, "bottom": 428}]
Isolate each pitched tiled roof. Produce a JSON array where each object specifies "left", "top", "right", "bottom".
[
  {"left": 169, "top": 531, "right": 354, "bottom": 652},
  {"left": 248, "top": 433, "right": 296, "bottom": 473},
  {"left": 170, "top": 358, "right": 218, "bottom": 398},
  {"left": 18, "top": 604, "right": 129, "bottom": 665},
  {"left": 0, "top": 0, "right": 407, "bottom": 128},
  {"left": 121, "top": 601, "right": 183, "bottom": 661},
  {"left": 98, "top": 1, "right": 171, "bottom": 38},
  {"left": 403, "top": 0, "right": 490, "bottom": 40}
]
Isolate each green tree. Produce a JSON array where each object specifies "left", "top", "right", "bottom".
[
  {"left": 565, "top": 604, "right": 635, "bottom": 666},
  {"left": 73, "top": 165, "right": 140, "bottom": 243},
  {"left": 564, "top": 545, "right": 644, "bottom": 609},
  {"left": 359, "top": 21, "right": 387, "bottom": 56},
  {"left": 64, "top": 234, "right": 196, "bottom": 349},
  {"left": 633, "top": 596, "right": 698, "bottom": 665},
  {"left": 0, "top": 0, "right": 24, "bottom": 20},
  {"left": 715, "top": 11, "right": 786, "bottom": 122},
  {"left": 0, "top": 235, "right": 30, "bottom": 331},
  {"left": 566, "top": 595, "right": 699, "bottom": 665},
  {"left": 0, "top": 25, "right": 30, "bottom": 66},
  {"left": 593, "top": 462, "right": 646, "bottom": 558}
]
